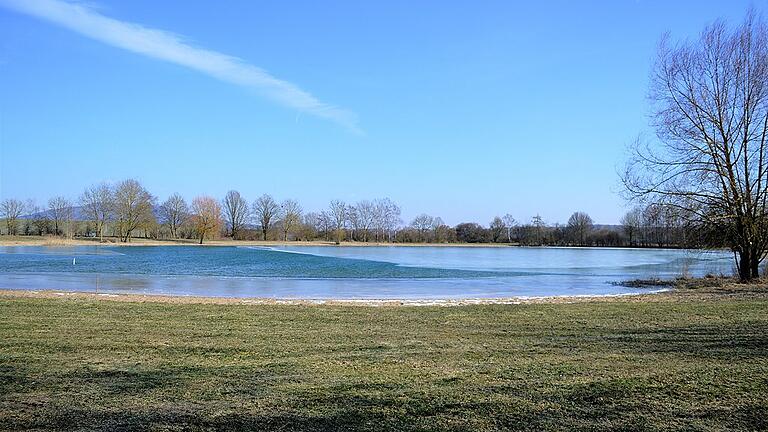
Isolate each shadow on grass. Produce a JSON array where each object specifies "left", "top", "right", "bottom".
[
  {"left": 18, "top": 407, "right": 468, "bottom": 432},
  {"left": 553, "top": 378, "right": 767, "bottom": 431},
  {"left": 15, "top": 388, "right": 766, "bottom": 432},
  {"left": 610, "top": 322, "right": 768, "bottom": 359},
  {"left": 3, "top": 363, "right": 765, "bottom": 432},
  {"left": 0, "top": 365, "right": 32, "bottom": 395}
]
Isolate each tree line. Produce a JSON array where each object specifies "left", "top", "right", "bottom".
[
  {"left": 0, "top": 180, "right": 401, "bottom": 244},
  {"left": 0, "top": 178, "right": 719, "bottom": 248}
]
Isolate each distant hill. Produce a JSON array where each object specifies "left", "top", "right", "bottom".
[
  {"left": 593, "top": 224, "right": 623, "bottom": 231},
  {"left": 20, "top": 206, "right": 89, "bottom": 221}
]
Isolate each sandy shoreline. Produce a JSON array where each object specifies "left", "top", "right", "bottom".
[
  {"left": 1, "top": 278, "right": 764, "bottom": 306},
  {"left": 0, "top": 287, "right": 678, "bottom": 307}
]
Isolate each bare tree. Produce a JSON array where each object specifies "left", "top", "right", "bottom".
[
  {"left": 502, "top": 214, "right": 517, "bottom": 243},
  {"left": 329, "top": 200, "right": 347, "bottom": 244},
  {"left": 623, "top": 12, "right": 768, "bottom": 280},
  {"left": 385, "top": 202, "right": 402, "bottom": 241},
  {"left": 0, "top": 199, "right": 25, "bottom": 235},
  {"left": 410, "top": 214, "right": 434, "bottom": 242},
  {"left": 25, "top": 202, "right": 50, "bottom": 235},
  {"left": 372, "top": 200, "right": 386, "bottom": 242},
  {"left": 431, "top": 216, "right": 446, "bottom": 242},
  {"left": 222, "top": 190, "right": 249, "bottom": 239},
  {"left": 252, "top": 194, "right": 280, "bottom": 241},
  {"left": 488, "top": 216, "right": 506, "bottom": 243},
  {"left": 191, "top": 196, "right": 222, "bottom": 244},
  {"left": 531, "top": 214, "right": 545, "bottom": 245},
  {"left": 281, "top": 199, "right": 302, "bottom": 241},
  {"left": 317, "top": 210, "right": 333, "bottom": 241},
  {"left": 643, "top": 204, "right": 664, "bottom": 247},
  {"left": 160, "top": 194, "right": 189, "bottom": 239},
  {"left": 21, "top": 199, "right": 34, "bottom": 235},
  {"left": 351, "top": 200, "right": 375, "bottom": 242},
  {"left": 302, "top": 212, "right": 321, "bottom": 240},
  {"left": 372, "top": 198, "right": 401, "bottom": 242},
  {"left": 346, "top": 204, "right": 361, "bottom": 241},
  {"left": 79, "top": 183, "right": 113, "bottom": 242},
  {"left": 621, "top": 208, "right": 643, "bottom": 246},
  {"left": 48, "top": 196, "right": 72, "bottom": 237},
  {"left": 567, "top": 211, "right": 593, "bottom": 246},
  {"left": 113, "top": 179, "right": 155, "bottom": 242},
  {"left": 62, "top": 205, "right": 76, "bottom": 239}
]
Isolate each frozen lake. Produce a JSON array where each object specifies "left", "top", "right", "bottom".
[{"left": 0, "top": 245, "right": 733, "bottom": 299}]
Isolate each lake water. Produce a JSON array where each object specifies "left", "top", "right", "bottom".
[{"left": 0, "top": 245, "right": 733, "bottom": 299}]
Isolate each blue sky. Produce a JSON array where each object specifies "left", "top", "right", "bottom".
[{"left": 0, "top": 0, "right": 759, "bottom": 225}]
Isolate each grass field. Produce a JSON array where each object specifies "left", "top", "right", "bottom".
[{"left": 1, "top": 290, "right": 766, "bottom": 431}]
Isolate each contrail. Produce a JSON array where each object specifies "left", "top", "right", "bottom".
[{"left": 0, "top": 0, "right": 361, "bottom": 133}]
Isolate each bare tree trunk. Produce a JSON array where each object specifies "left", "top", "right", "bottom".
[
  {"left": 751, "top": 248, "right": 761, "bottom": 279},
  {"left": 739, "top": 250, "right": 751, "bottom": 282}
]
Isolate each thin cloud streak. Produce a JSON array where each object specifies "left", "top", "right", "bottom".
[{"left": 0, "top": 0, "right": 360, "bottom": 132}]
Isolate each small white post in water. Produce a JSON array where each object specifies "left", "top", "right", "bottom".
[{"left": 73, "top": 257, "right": 76, "bottom": 265}]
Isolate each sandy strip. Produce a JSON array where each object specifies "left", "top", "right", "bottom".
[{"left": 0, "top": 288, "right": 679, "bottom": 307}]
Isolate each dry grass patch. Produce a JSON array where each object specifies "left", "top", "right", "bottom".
[{"left": 0, "top": 287, "right": 766, "bottom": 431}]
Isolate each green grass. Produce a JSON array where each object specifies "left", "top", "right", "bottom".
[{"left": 0, "top": 295, "right": 766, "bottom": 431}]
